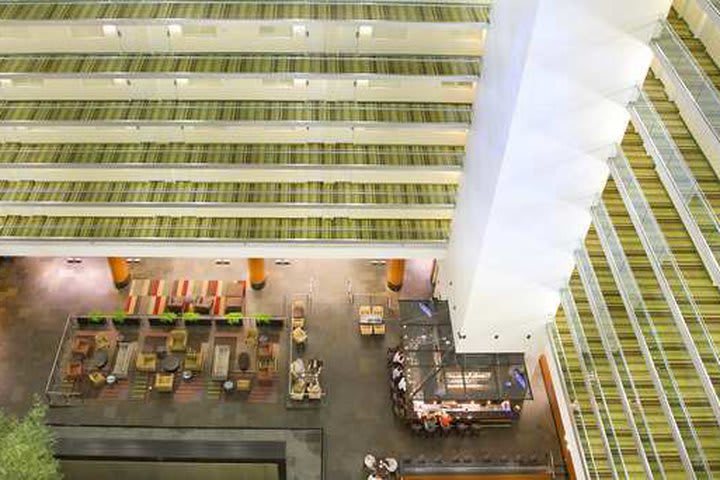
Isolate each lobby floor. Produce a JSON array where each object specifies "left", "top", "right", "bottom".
[{"left": 0, "top": 257, "right": 562, "bottom": 479}]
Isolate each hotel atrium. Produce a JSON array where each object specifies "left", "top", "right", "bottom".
[{"left": 0, "top": 0, "right": 719, "bottom": 479}]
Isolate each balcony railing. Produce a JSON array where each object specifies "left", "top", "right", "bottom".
[
  {"left": 0, "top": 143, "right": 466, "bottom": 168},
  {"left": 591, "top": 199, "right": 711, "bottom": 477},
  {"left": 0, "top": 53, "right": 482, "bottom": 78},
  {"left": 653, "top": 21, "right": 720, "bottom": 146},
  {"left": 559, "top": 288, "right": 626, "bottom": 479},
  {"left": 0, "top": 1, "right": 492, "bottom": 23},
  {"left": 0, "top": 181, "right": 458, "bottom": 206},
  {"left": 0, "top": 216, "right": 451, "bottom": 242},
  {"left": 610, "top": 151, "right": 720, "bottom": 426},
  {"left": 547, "top": 322, "right": 597, "bottom": 480},
  {"left": 574, "top": 246, "right": 663, "bottom": 479},
  {"left": 0, "top": 100, "right": 473, "bottom": 124},
  {"left": 629, "top": 88, "right": 720, "bottom": 286}
]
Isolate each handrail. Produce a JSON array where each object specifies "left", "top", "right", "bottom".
[
  {"left": 0, "top": 217, "right": 451, "bottom": 242},
  {"left": 696, "top": 0, "right": 720, "bottom": 29},
  {"left": 0, "top": 144, "right": 466, "bottom": 168},
  {"left": 0, "top": 0, "right": 490, "bottom": 7},
  {"left": 610, "top": 151, "right": 720, "bottom": 425},
  {"left": 559, "top": 288, "right": 625, "bottom": 480},
  {"left": 0, "top": 185, "right": 456, "bottom": 200},
  {"left": 44, "top": 314, "right": 74, "bottom": 405},
  {"left": 573, "top": 246, "right": 664, "bottom": 479},
  {"left": 591, "top": 198, "right": 709, "bottom": 478},
  {"left": 546, "top": 322, "right": 601, "bottom": 480},
  {"left": 653, "top": 21, "right": 720, "bottom": 146},
  {"left": 629, "top": 88, "right": 720, "bottom": 287}
]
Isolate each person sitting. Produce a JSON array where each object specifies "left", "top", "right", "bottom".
[
  {"left": 391, "top": 365, "right": 404, "bottom": 381},
  {"left": 392, "top": 350, "right": 405, "bottom": 366},
  {"left": 397, "top": 376, "right": 407, "bottom": 393},
  {"left": 438, "top": 410, "right": 453, "bottom": 432},
  {"left": 422, "top": 414, "right": 438, "bottom": 434}
]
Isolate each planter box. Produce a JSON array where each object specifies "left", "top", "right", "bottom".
[
  {"left": 148, "top": 317, "right": 178, "bottom": 328},
  {"left": 76, "top": 317, "right": 107, "bottom": 329},
  {"left": 184, "top": 317, "right": 214, "bottom": 328},
  {"left": 113, "top": 316, "right": 141, "bottom": 328},
  {"left": 268, "top": 317, "right": 285, "bottom": 329},
  {"left": 215, "top": 318, "right": 243, "bottom": 328}
]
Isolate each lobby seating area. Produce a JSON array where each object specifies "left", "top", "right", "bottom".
[{"left": 49, "top": 312, "right": 283, "bottom": 405}]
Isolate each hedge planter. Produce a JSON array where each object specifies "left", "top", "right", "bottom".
[
  {"left": 215, "top": 317, "right": 243, "bottom": 328},
  {"left": 182, "top": 313, "right": 213, "bottom": 327},
  {"left": 113, "top": 316, "right": 141, "bottom": 328},
  {"left": 76, "top": 316, "right": 107, "bottom": 329},
  {"left": 255, "top": 315, "right": 284, "bottom": 329},
  {"left": 149, "top": 315, "right": 179, "bottom": 328}
]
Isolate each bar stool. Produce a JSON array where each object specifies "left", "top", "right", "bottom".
[
  {"left": 469, "top": 423, "right": 484, "bottom": 436},
  {"left": 455, "top": 422, "right": 470, "bottom": 436}
]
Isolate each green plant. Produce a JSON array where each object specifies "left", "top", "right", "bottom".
[
  {"left": 88, "top": 310, "right": 105, "bottom": 324},
  {"left": 254, "top": 314, "right": 272, "bottom": 326},
  {"left": 111, "top": 309, "right": 127, "bottom": 324},
  {"left": 224, "top": 312, "right": 243, "bottom": 326},
  {"left": 182, "top": 312, "right": 200, "bottom": 323},
  {"left": 159, "top": 312, "right": 177, "bottom": 324},
  {"left": 0, "top": 398, "right": 62, "bottom": 479}
]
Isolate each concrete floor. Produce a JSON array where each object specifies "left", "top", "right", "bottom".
[{"left": 0, "top": 257, "right": 562, "bottom": 479}]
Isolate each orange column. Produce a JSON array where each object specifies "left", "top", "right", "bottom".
[
  {"left": 539, "top": 354, "right": 577, "bottom": 480},
  {"left": 386, "top": 259, "right": 406, "bottom": 292},
  {"left": 107, "top": 257, "right": 130, "bottom": 289},
  {"left": 248, "top": 258, "right": 267, "bottom": 290}
]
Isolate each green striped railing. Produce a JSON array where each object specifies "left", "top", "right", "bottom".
[
  {"left": 0, "top": 1, "right": 491, "bottom": 22},
  {"left": 0, "top": 143, "right": 464, "bottom": 167},
  {"left": 0, "top": 54, "right": 481, "bottom": 77},
  {"left": 0, "top": 216, "right": 451, "bottom": 241},
  {"left": 0, "top": 100, "right": 473, "bottom": 123},
  {"left": 0, "top": 181, "right": 458, "bottom": 205}
]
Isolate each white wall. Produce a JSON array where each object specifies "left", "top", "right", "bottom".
[{"left": 439, "top": 0, "right": 671, "bottom": 353}]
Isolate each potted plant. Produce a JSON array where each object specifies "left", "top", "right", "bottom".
[
  {"left": 150, "top": 311, "right": 177, "bottom": 328},
  {"left": 77, "top": 310, "right": 107, "bottom": 328},
  {"left": 0, "top": 399, "right": 62, "bottom": 479},
  {"left": 217, "top": 312, "right": 243, "bottom": 328}
]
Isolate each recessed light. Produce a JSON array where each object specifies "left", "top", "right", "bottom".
[
  {"left": 167, "top": 24, "right": 183, "bottom": 36},
  {"left": 102, "top": 24, "right": 118, "bottom": 36}
]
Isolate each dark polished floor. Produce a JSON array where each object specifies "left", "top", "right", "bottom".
[{"left": 0, "top": 257, "right": 562, "bottom": 479}]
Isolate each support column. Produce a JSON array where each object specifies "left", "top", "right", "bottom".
[
  {"left": 440, "top": 0, "right": 672, "bottom": 352},
  {"left": 107, "top": 257, "right": 130, "bottom": 289},
  {"left": 386, "top": 259, "right": 406, "bottom": 292},
  {"left": 248, "top": 258, "right": 267, "bottom": 290}
]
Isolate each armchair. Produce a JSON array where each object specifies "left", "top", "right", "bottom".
[{"left": 166, "top": 329, "right": 188, "bottom": 352}]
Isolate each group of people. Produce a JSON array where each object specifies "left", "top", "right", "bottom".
[
  {"left": 418, "top": 409, "right": 453, "bottom": 434},
  {"left": 388, "top": 348, "right": 407, "bottom": 393}
]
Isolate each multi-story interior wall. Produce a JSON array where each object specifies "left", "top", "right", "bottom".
[
  {"left": 549, "top": 5, "right": 720, "bottom": 477},
  {"left": 439, "top": 0, "right": 673, "bottom": 354}
]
